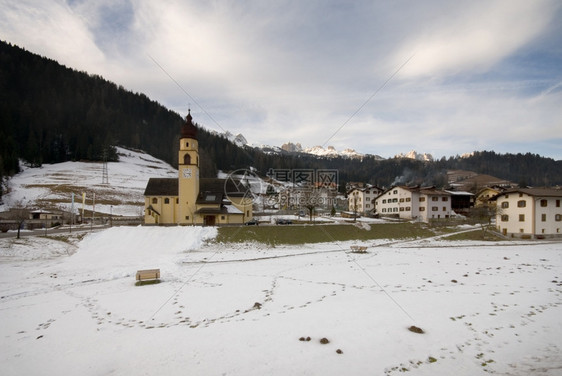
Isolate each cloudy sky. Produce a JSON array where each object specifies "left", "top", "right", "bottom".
[{"left": 1, "top": 0, "right": 561, "bottom": 159}]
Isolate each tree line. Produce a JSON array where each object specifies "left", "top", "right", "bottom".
[{"left": 1, "top": 40, "right": 561, "bottom": 202}]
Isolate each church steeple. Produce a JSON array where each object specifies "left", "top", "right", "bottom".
[{"left": 181, "top": 109, "right": 198, "bottom": 139}]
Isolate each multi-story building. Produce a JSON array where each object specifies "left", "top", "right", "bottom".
[
  {"left": 348, "top": 185, "right": 383, "bottom": 215},
  {"left": 495, "top": 188, "right": 562, "bottom": 238},
  {"left": 374, "top": 186, "right": 452, "bottom": 221}
]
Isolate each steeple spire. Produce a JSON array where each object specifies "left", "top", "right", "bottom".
[{"left": 181, "top": 109, "right": 197, "bottom": 139}]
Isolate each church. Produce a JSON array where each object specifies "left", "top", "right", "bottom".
[{"left": 143, "top": 111, "right": 253, "bottom": 225}]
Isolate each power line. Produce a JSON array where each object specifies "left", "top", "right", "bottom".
[{"left": 321, "top": 53, "right": 416, "bottom": 148}]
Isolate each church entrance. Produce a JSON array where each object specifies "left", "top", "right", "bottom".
[{"left": 204, "top": 215, "right": 216, "bottom": 226}]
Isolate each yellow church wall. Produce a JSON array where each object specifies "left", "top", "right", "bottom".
[
  {"left": 144, "top": 196, "right": 178, "bottom": 225},
  {"left": 229, "top": 196, "right": 253, "bottom": 221}
]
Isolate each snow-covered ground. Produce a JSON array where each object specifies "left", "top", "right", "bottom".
[
  {"left": 1, "top": 226, "right": 561, "bottom": 375},
  {"left": 0, "top": 147, "right": 177, "bottom": 216}
]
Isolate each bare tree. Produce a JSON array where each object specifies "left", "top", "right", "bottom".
[
  {"left": 468, "top": 203, "right": 501, "bottom": 238},
  {"left": 9, "top": 201, "right": 30, "bottom": 239}
]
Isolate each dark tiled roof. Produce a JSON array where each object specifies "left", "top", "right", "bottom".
[
  {"left": 144, "top": 178, "right": 178, "bottom": 196},
  {"left": 195, "top": 207, "right": 229, "bottom": 214},
  {"left": 500, "top": 188, "right": 562, "bottom": 198},
  {"left": 144, "top": 177, "right": 249, "bottom": 200}
]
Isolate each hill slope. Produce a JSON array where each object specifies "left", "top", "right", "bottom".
[{"left": 0, "top": 147, "right": 176, "bottom": 216}]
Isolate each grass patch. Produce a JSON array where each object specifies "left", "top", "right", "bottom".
[
  {"left": 216, "top": 223, "right": 435, "bottom": 245},
  {"left": 441, "top": 229, "right": 505, "bottom": 241}
]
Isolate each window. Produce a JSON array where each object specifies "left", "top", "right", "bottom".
[
  {"left": 556, "top": 214, "right": 562, "bottom": 222},
  {"left": 400, "top": 207, "right": 404, "bottom": 211},
  {"left": 443, "top": 207, "right": 446, "bottom": 211},
  {"left": 541, "top": 214, "right": 546, "bottom": 222},
  {"left": 519, "top": 214, "right": 525, "bottom": 222},
  {"left": 152, "top": 198, "right": 157, "bottom": 204},
  {"left": 501, "top": 215, "right": 509, "bottom": 222},
  {"left": 501, "top": 202, "right": 509, "bottom": 209},
  {"left": 442, "top": 197, "right": 448, "bottom": 201},
  {"left": 399, "top": 198, "right": 404, "bottom": 202},
  {"left": 185, "top": 216, "right": 189, "bottom": 220},
  {"left": 382, "top": 199, "right": 387, "bottom": 204},
  {"left": 420, "top": 207, "right": 425, "bottom": 211},
  {"left": 393, "top": 190, "right": 398, "bottom": 194},
  {"left": 517, "top": 200, "right": 526, "bottom": 208},
  {"left": 393, "top": 208, "right": 398, "bottom": 212},
  {"left": 184, "top": 154, "right": 191, "bottom": 165},
  {"left": 406, "top": 207, "right": 411, "bottom": 211},
  {"left": 221, "top": 215, "right": 225, "bottom": 220},
  {"left": 382, "top": 208, "right": 387, "bottom": 213},
  {"left": 540, "top": 199, "right": 547, "bottom": 207},
  {"left": 185, "top": 141, "right": 189, "bottom": 148},
  {"left": 519, "top": 193, "right": 523, "bottom": 197},
  {"left": 406, "top": 197, "right": 411, "bottom": 202},
  {"left": 432, "top": 206, "right": 438, "bottom": 211},
  {"left": 432, "top": 197, "right": 438, "bottom": 202},
  {"left": 176, "top": 198, "right": 179, "bottom": 204},
  {"left": 419, "top": 197, "right": 426, "bottom": 202},
  {"left": 164, "top": 198, "right": 170, "bottom": 204},
  {"left": 393, "top": 198, "right": 398, "bottom": 203},
  {"left": 557, "top": 200, "right": 560, "bottom": 207}
]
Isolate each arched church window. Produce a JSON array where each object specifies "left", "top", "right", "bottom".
[{"left": 184, "top": 154, "right": 191, "bottom": 165}]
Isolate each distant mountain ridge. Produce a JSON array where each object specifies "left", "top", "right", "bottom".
[{"left": 395, "top": 150, "right": 434, "bottom": 162}]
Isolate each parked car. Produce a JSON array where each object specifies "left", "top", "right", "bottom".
[
  {"left": 275, "top": 218, "right": 292, "bottom": 225},
  {"left": 245, "top": 218, "right": 259, "bottom": 226}
]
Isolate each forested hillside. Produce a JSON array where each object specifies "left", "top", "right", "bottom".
[{"left": 1, "top": 40, "right": 561, "bottom": 202}]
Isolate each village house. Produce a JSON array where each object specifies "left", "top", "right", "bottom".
[
  {"left": 347, "top": 185, "right": 383, "bottom": 215},
  {"left": 374, "top": 186, "right": 452, "bottom": 222},
  {"left": 143, "top": 111, "right": 253, "bottom": 225},
  {"left": 475, "top": 186, "right": 506, "bottom": 207},
  {"left": 494, "top": 188, "right": 562, "bottom": 238}
]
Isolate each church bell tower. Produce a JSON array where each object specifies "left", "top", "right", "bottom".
[{"left": 178, "top": 110, "right": 199, "bottom": 224}]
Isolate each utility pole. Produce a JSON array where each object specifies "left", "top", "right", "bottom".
[{"left": 102, "top": 149, "right": 109, "bottom": 185}]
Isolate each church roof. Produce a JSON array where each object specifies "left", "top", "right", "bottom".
[
  {"left": 144, "top": 178, "right": 178, "bottom": 196},
  {"left": 143, "top": 177, "right": 249, "bottom": 199},
  {"left": 180, "top": 110, "right": 198, "bottom": 139}
]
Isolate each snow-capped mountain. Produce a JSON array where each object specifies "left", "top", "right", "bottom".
[
  {"left": 223, "top": 131, "right": 248, "bottom": 148},
  {"left": 394, "top": 150, "right": 434, "bottom": 162}
]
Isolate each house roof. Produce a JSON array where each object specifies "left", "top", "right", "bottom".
[
  {"left": 445, "top": 190, "right": 474, "bottom": 196},
  {"left": 144, "top": 178, "right": 178, "bottom": 196},
  {"left": 195, "top": 207, "right": 229, "bottom": 214},
  {"left": 494, "top": 187, "right": 562, "bottom": 199}
]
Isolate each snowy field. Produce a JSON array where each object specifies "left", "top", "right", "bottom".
[{"left": 1, "top": 226, "right": 561, "bottom": 376}]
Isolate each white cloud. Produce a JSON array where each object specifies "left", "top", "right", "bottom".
[
  {"left": 0, "top": 0, "right": 106, "bottom": 72},
  {"left": 395, "top": 0, "right": 558, "bottom": 78},
  {"left": 1, "top": 0, "right": 561, "bottom": 159}
]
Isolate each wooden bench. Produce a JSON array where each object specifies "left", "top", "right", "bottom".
[
  {"left": 350, "top": 245, "right": 368, "bottom": 253},
  {"left": 136, "top": 269, "right": 160, "bottom": 281}
]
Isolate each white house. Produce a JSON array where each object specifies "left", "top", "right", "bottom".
[
  {"left": 495, "top": 188, "right": 562, "bottom": 238},
  {"left": 374, "top": 186, "right": 452, "bottom": 222},
  {"left": 348, "top": 185, "right": 383, "bottom": 215}
]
